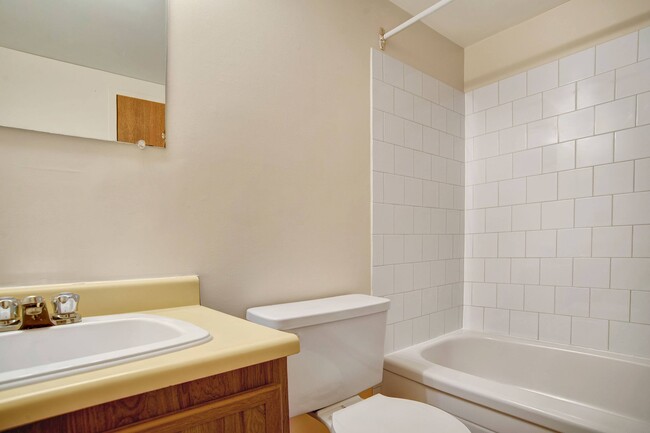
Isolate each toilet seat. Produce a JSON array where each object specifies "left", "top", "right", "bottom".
[{"left": 332, "top": 394, "right": 470, "bottom": 433}]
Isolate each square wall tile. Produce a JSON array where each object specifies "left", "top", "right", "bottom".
[
  {"left": 395, "top": 88, "right": 414, "bottom": 120},
  {"left": 542, "top": 141, "right": 575, "bottom": 173},
  {"left": 541, "top": 200, "right": 574, "bottom": 229},
  {"left": 474, "top": 82, "right": 499, "bottom": 112},
  {"left": 526, "top": 230, "right": 557, "bottom": 257},
  {"left": 373, "top": 203, "right": 394, "bottom": 234},
  {"left": 499, "top": 178, "right": 527, "bottom": 206},
  {"left": 528, "top": 117, "right": 558, "bottom": 148},
  {"left": 558, "top": 107, "right": 594, "bottom": 141},
  {"left": 463, "top": 306, "right": 484, "bottom": 331},
  {"left": 512, "top": 203, "right": 541, "bottom": 231},
  {"left": 383, "top": 55, "right": 404, "bottom": 88},
  {"left": 485, "top": 207, "right": 512, "bottom": 232},
  {"left": 559, "top": 47, "right": 595, "bottom": 85},
  {"left": 527, "top": 173, "right": 558, "bottom": 203},
  {"left": 384, "top": 113, "right": 405, "bottom": 145},
  {"left": 486, "top": 103, "right": 513, "bottom": 132},
  {"left": 592, "top": 226, "right": 632, "bottom": 257},
  {"left": 404, "top": 64, "right": 423, "bottom": 95},
  {"left": 638, "top": 91, "right": 650, "bottom": 126},
  {"left": 640, "top": 27, "right": 650, "bottom": 61},
  {"left": 499, "top": 125, "right": 527, "bottom": 155},
  {"left": 513, "top": 148, "right": 542, "bottom": 178},
  {"left": 473, "top": 132, "right": 499, "bottom": 159},
  {"left": 412, "top": 315, "right": 430, "bottom": 344},
  {"left": 615, "top": 59, "right": 650, "bottom": 99},
  {"left": 513, "top": 94, "right": 542, "bottom": 125},
  {"left": 613, "top": 191, "right": 650, "bottom": 225},
  {"left": 499, "top": 232, "right": 526, "bottom": 257},
  {"left": 394, "top": 320, "right": 413, "bottom": 350},
  {"left": 422, "top": 74, "right": 439, "bottom": 103},
  {"left": 373, "top": 79, "right": 394, "bottom": 113},
  {"left": 511, "top": 258, "right": 540, "bottom": 284},
  {"left": 573, "top": 258, "right": 610, "bottom": 288},
  {"left": 439, "top": 82, "right": 455, "bottom": 110},
  {"left": 497, "top": 284, "right": 524, "bottom": 310},
  {"left": 593, "top": 161, "right": 634, "bottom": 195},
  {"left": 575, "top": 196, "right": 612, "bottom": 227},
  {"left": 486, "top": 154, "right": 513, "bottom": 182},
  {"left": 590, "top": 288, "right": 630, "bottom": 321},
  {"left": 485, "top": 258, "right": 511, "bottom": 283},
  {"left": 539, "top": 314, "right": 571, "bottom": 344},
  {"left": 524, "top": 285, "right": 555, "bottom": 313},
  {"left": 528, "top": 61, "right": 558, "bottom": 95},
  {"left": 510, "top": 311, "right": 539, "bottom": 339},
  {"left": 414, "top": 97, "right": 431, "bottom": 126},
  {"left": 577, "top": 71, "right": 614, "bottom": 109},
  {"left": 631, "top": 291, "right": 650, "bottom": 324},
  {"left": 609, "top": 321, "right": 650, "bottom": 358},
  {"left": 484, "top": 308, "right": 510, "bottom": 335},
  {"left": 557, "top": 228, "right": 592, "bottom": 258},
  {"left": 595, "top": 32, "right": 638, "bottom": 74},
  {"left": 556, "top": 286, "right": 590, "bottom": 317},
  {"left": 540, "top": 258, "right": 573, "bottom": 286},
  {"left": 615, "top": 125, "right": 650, "bottom": 161},
  {"left": 499, "top": 72, "right": 526, "bottom": 103},
  {"left": 373, "top": 109, "right": 384, "bottom": 140},
  {"left": 372, "top": 265, "right": 394, "bottom": 296},
  {"left": 594, "top": 97, "right": 636, "bottom": 134},
  {"left": 572, "top": 317, "right": 608, "bottom": 350},
  {"left": 472, "top": 282, "right": 497, "bottom": 307},
  {"left": 543, "top": 84, "right": 576, "bottom": 118},
  {"left": 576, "top": 134, "right": 613, "bottom": 168},
  {"left": 633, "top": 225, "right": 650, "bottom": 257},
  {"left": 611, "top": 258, "right": 650, "bottom": 291},
  {"left": 636, "top": 158, "right": 650, "bottom": 192}
]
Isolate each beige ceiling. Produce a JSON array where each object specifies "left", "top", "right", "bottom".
[{"left": 389, "top": 0, "right": 570, "bottom": 47}]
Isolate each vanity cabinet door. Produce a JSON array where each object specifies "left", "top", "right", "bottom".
[
  {"left": 112, "top": 383, "right": 282, "bottom": 433},
  {"left": 9, "top": 358, "right": 289, "bottom": 433}
]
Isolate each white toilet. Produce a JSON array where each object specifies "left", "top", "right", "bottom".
[{"left": 247, "top": 294, "right": 470, "bottom": 433}]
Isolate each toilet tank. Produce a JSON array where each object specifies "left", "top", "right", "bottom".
[{"left": 246, "top": 294, "right": 390, "bottom": 417}]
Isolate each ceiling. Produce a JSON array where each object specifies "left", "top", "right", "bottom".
[
  {"left": 389, "top": 0, "right": 570, "bottom": 47},
  {"left": 0, "top": 0, "right": 166, "bottom": 84}
]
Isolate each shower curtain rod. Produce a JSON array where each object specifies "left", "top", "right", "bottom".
[{"left": 380, "top": 0, "right": 454, "bottom": 50}]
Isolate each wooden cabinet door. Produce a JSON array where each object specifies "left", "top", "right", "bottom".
[
  {"left": 110, "top": 384, "right": 282, "bottom": 433},
  {"left": 116, "top": 95, "right": 166, "bottom": 147}
]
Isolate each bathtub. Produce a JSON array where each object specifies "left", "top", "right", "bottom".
[{"left": 382, "top": 330, "right": 650, "bottom": 433}]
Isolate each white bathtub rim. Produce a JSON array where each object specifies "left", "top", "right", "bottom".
[
  {"left": 393, "top": 329, "right": 650, "bottom": 367},
  {"left": 384, "top": 330, "right": 650, "bottom": 433}
]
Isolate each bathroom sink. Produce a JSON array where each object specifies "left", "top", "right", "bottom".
[{"left": 0, "top": 313, "right": 211, "bottom": 390}]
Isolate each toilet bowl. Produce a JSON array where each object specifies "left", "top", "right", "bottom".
[
  {"left": 330, "top": 394, "right": 468, "bottom": 433},
  {"left": 246, "top": 294, "right": 470, "bottom": 433}
]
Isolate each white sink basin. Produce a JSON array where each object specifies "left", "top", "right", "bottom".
[{"left": 0, "top": 313, "right": 211, "bottom": 390}]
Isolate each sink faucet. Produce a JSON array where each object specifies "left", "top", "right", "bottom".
[
  {"left": 0, "top": 293, "right": 81, "bottom": 332},
  {"left": 21, "top": 295, "right": 53, "bottom": 328}
]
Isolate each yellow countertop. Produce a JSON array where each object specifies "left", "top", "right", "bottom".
[{"left": 0, "top": 284, "right": 300, "bottom": 431}]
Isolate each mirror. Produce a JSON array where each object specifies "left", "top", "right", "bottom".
[{"left": 0, "top": 0, "right": 167, "bottom": 147}]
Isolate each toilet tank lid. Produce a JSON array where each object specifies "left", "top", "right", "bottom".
[{"left": 246, "top": 294, "right": 390, "bottom": 330}]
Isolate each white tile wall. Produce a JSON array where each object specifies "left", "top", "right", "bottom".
[
  {"left": 374, "top": 28, "right": 650, "bottom": 358},
  {"left": 372, "top": 51, "right": 463, "bottom": 352},
  {"left": 462, "top": 28, "right": 650, "bottom": 357}
]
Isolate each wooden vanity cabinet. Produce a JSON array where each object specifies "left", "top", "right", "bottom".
[{"left": 10, "top": 358, "right": 289, "bottom": 433}]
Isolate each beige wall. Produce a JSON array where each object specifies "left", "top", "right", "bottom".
[
  {"left": 465, "top": 0, "right": 650, "bottom": 90},
  {"left": 0, "top": 0, "right": 462, "bottom": 317}
]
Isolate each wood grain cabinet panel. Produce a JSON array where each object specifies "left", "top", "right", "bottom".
[
  {"left": 116, "top": 95, "right": 166, "bottom": 148},
  {"left": 8, "top": 358, "right": 289, "bottom": 433}
]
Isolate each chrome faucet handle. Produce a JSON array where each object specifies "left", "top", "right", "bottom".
[
  {"left": 0, "top": 297, "right": 21, "bottom": 331},
  {"left": 21, "top": 295, "right": 45, "bottom": 316},
  {"left": 51, "top": 292, "right": 81, "bottom": 325}
]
